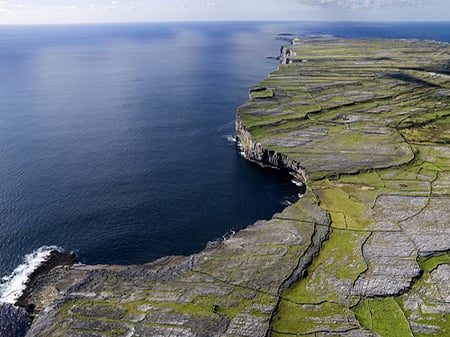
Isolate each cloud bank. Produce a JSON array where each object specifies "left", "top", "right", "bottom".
[
  {"left": 296, "top": 0, "right": 433, "bottom": 10},
  {"left": 0, "top": 0, "right": 446, "bottom": 24}
]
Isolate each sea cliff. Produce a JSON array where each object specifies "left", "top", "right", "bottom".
[{"left": 24, "top": 37, "right": 450, "bottom": 337}]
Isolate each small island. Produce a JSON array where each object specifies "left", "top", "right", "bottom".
[{"left": 24, "top": 37, "right": 450, "bottom": 337}]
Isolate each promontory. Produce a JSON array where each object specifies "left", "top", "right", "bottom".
[{"left": 23, "top": 36, "right": 450, "bottom": 337}]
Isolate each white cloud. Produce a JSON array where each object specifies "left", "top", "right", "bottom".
[
  {"left": 296, "top": 0, "right": 433, "bottom": 10},
  {"left": 0, "top": 0, "right": 447, "bottom": 24},
  {"left": 176, "top": 1, "right": 222, "bottom": 9}
]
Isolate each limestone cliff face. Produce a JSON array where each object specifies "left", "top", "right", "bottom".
[{"left": 236, "top": 119, "right": 307, "bottom": 183}]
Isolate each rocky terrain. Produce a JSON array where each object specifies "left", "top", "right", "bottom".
[{"left": 23, "top": 37, "right": 449, "bottom": 337}]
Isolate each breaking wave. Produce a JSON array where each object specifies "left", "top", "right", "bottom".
[
  {"left": 225, "top": 134, "right": 237, "bottom": 144},
  {"left": 0, "top": 246, "right": 62, "bottom": 304}
]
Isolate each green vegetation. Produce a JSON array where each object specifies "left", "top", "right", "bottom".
[
  {"left": 272, "top": 229, "right": 368, "bottom": 334},
  {"left": 283, "top": 229, "right": 367, "bottom": 304},
  {"left": 418, "top": 253, "right": 450, "bottom": 273},
  {"left": 272, "top": 300, "right": 358, "bottom": 335},
  {"left": 400, "top": 114, "right": 450, "bottom": 144},
  {"left": 249, "top": 86, "right": 275, "bottom": 99},
  {"left": 314, "top": 182, "right": 374, "bottom": 230},
  {"left": 353, "top": 298, "right": 414, "bottom": 337}
]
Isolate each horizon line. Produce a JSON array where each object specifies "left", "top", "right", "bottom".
[{"left": 1, "top": 19, "right": 449, "bottom": 27}]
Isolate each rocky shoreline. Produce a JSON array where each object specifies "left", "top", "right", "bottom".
[
  {"left": 20, "top": 36, "right": 450, "bottom": 336},
  {"left": 15, "top": 250, "right": 78, "bottom": 316}
]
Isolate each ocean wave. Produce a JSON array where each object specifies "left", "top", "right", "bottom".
[
  {"left": 236, "top": 140, "right": 247, "bottom": 157},
  {"left": 225, "top": 134, "right": 237, "bottom": 143},
  {"left": 291, "top": 179, "right": 304, "bottom": 187},
  {"left": 0, "top": 246, "right": 62, "bottom": 304},
  {"left": 222, "top": 229, "right": 236, "bottom": 241},
  {"left": 206, "top": 228, "right": 237, "bottom": 248},
  {"left": 281, "top": 199, "right": 293, "bottom": 206}
]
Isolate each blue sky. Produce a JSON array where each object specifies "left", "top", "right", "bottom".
[{"left": 0, "top": 0, "right": 449, "bottom": 24}]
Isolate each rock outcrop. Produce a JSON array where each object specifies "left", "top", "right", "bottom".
[
  {"left": 236, "top": 119, "right": 308, "bottom": 182},
  {"left": 15, "top": 250, "right": 78, "bottom": 316},
  {"left": 23, "top": 37, "right": 450, "bottom": 337}
]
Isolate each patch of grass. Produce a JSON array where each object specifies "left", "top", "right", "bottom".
[
  {"left": 416, "top": 146, "right": 450, "bottom": 170},
  {"left": 337, "top": 131, "right": 372, "bottom": 146},
  {"left": 353, "top": 299, "right": 373, "bottom": 330},
  {"left": 272, "top": 300, "right": 358, "bottom": 335},
  {"left": 346, "top": 170, "right": 389, "bottom": 190},
  {"left": 283, "top": 229, "right": 368, "bottom": 304},
  {"left": 250, "top": 87, "right": 274, "bottom": 99},
  {"left": 353, "top": 297, "right": 414, "bottom": 337},
  {"left": 314, "top": 182, "right": 373, "bottom": 230},
  {"left": 400, "top": 115, "right": 450, "bottom": 144},
  {"left": 418, "top": 252, "right": 450, "bottom": 273}
]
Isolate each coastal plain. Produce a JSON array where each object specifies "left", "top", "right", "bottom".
[{"left": 24, "top": 37, "right": 450, "bottom": 337}]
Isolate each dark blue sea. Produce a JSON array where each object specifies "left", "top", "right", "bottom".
[{"left": 0, "top": 21, "right": 449, "bottom": 335}]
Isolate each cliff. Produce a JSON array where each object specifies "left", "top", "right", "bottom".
[{"left": 24, "top": 37, "right": 450, "bottom": 337}]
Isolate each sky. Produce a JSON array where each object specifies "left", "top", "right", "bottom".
[{"left": 0, "top": 0, "right": 449, "bottom": 24}]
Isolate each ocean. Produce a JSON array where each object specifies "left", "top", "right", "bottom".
[{"left": 0, "top": 21, "right": 449, "bottom": 335}]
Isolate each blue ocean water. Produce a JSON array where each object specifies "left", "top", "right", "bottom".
[
  {"left": 0, "top": 21, "right": 449, "bottom": 335},
  {"left": 0, "top": 22, "right": 302, "bottom": 277}
]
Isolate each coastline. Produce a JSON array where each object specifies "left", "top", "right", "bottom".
[
  {"left": 14, "top": 250, "right": 77, "bottom": 315},
  {"left": 15, "top": 36, "right": 450, "bottom": 336}
]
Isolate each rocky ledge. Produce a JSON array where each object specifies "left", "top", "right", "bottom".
[{"left": 23, "top": 37, "right": 449, "bottom": 337}]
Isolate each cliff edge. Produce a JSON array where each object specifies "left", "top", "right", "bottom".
[{"left": 25, "top": 37, "right": 450, "bottom": 337}]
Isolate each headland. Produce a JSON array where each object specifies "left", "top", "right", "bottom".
[{"left": 22, "top": 36, "right": 450, "bottom": 337}]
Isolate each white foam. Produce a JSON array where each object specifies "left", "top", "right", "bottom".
[
  {"left": 291, "top": 179, "right": 304, "bottom": 187},
  {"left": 222, "top": 229, "right": 236, "bottom": 241},
  {"left": 282, "top": 199, "right": 293, "bottom": 206},
  {"left": 0, "top": 246, "right": 61, "bottom": 304},
  {"left": 225, "top": 135, "right": 237, "bottom": 143},
  {"left": 237, "top": 141, "right": 247, "bottom": 158}
]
